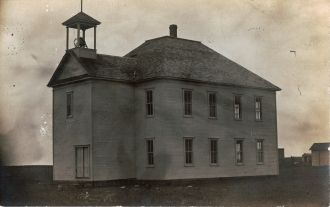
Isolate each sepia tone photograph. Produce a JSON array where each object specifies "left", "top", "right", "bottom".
[{"left": 0, "top": 0, "right": 329, "bottom": 206}]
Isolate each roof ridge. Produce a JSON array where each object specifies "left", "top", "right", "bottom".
[
  {"left": 97, "top": 53, "right": 137, "bottom": 60},
  {"left": 145, "top": 36, "right": 201, "bottom": 43}
]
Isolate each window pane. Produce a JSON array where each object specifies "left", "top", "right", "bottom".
[
  {"left": 66, "top": 92, "right": 73, "bottom": 117},
  {"left": 184, "top": 91, "right": 192, "bottom": 115},
  {"left": 234, "top": 96, "right": 241, "bottom": 119},
  {"left": 209, "top": 93, "right": 217, "bottom": 117},
  {"left": 255, "top": 97, "right": 262, "bottom": 120},
  {"left": 146, "top": 90, "right": 153, "bottom": 116},
  {"left": 146, "top": 140, "right": 154, "bottom": 165},
  {"left": 210, "top": 140, "right": 218, "bottom": 164},
  {"left": 185, "top": 139, "right": 193, "bottom": 164},
  {"left": 236, "top": 141, "right": 243, "bottom": 163},
  {"left": 257, "top": 140, "right": 263, "bottom": 163}
]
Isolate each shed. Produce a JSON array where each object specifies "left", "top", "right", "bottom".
[{"left": 309, "top": 143, "right": 330, "bottom": 166}]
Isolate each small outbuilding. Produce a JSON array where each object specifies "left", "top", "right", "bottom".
[
  {"left": 301, "top": 153, "right": 311, "bottom": 164},
  {"left": 278, "top": 148, "right": 285, "bottom": 161},
  {"left": 309, "top": 143, "right": 330, "bottom": 166}
]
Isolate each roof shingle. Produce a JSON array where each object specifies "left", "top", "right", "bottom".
[{"left": 48, "top": 35, "right": 281, "bottom": 91}]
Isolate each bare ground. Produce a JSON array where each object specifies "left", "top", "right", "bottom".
[{"left": 1, "top": 165, "right": 329, "bottom": 206}]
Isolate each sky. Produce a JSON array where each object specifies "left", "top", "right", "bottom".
[{"left": 0, "top": 0, "right": 329, "bottom": 165}]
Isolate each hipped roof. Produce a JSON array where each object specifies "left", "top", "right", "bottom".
[
  {"left": 48, "top": 36, "right": 281, "bottom": 91},
  {"left": 62, "top": 12, "right": 101, "bottom": 29},
  {"left": 125, "top": 36, "right": 280, "bottom": 90}
]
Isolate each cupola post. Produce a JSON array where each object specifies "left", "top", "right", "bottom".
[
  {"left": 94, "top": 26, "right": 97, "bottom": 50},
  {"left": 77, "top": 23, "right": 81, "bottom": 47},
  {"left": 66, "top": 27, "right": 69, "bottom": 50}
]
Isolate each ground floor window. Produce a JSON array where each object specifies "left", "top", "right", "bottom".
[
  {"left": 146, "top": 139, "right": 154, "bottom": 166},
  {"left": 210, "top": 139, "right": 218, "bottom": 165},
  {"left": 184, "top": 138, "right": 194, "bottom": 165},
  {"left": 235, "top": 140, "right": 243, "bottom": 164},
  {"left": 257, "top": 140, "right": 264, "bottom": 164},
  {"left": 75, "top": 145, "right": 90, "bottom": 178}
]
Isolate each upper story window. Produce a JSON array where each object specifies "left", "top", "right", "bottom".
[
  {"left": 184, "top": 137, "right": 193, "bottom": 165},
  {"left": 255, "top": 97, "right": 262, "bottom": 121},
  {"left": 235, "top": 140, "right": 243, "bottom": 164},
  {"left": 66, "top": 91, "right": 73, "bottom": 118},
  {"left": 145, "top": 90, "right": 154, "bottom": 116},
  {"left": 256, "top": 140, "right": 264, "bottom": 164},
  {"left": 234, "top": 95, "right": 242, "bottom": 120},
  {"left": 183, "top": 90, "right": 192, "bottom": 116},
  {"left": 210, "top": 139, "right": 218, "bottom": 165},
  {"left": 208, "top": 92, "right": 217, "bottom": 118},
  {"left": 146, "top": 139, "right": 154, "bottom": 166}
]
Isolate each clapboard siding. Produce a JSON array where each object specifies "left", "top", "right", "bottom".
[
  {"left": 53, "top": 81, "right": 92, "bottom": 181},
  {"left": 53, "top": 78, "right": 278, "bottom": 181},
  {"left": 311, "top": 151, "right": 330, "bottom": 166},
  {"left": 135, "top": 79, "right": 278, "bottom": 179},
  {"left": 91, "top": 80, "right": 136, "bottom": 180}
]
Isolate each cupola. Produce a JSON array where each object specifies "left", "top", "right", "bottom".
[{"left": 62, "top": 0, "right": 101, "bottom": 59}]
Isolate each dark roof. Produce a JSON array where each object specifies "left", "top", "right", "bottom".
[
  {"left": 47, "top": 50, "right": 136, "bottom": 87},
  {"left": 309, "top": 143, "right": 330, "bottom": 151},
  {"left": 62, "top": 12, "right": 101, "bottom": 29},
  {"left": 125, "top": 36, "right": 280, "bottom": 91},
  {"left": 48, "top": 36, "right": 281, "bottom": 91}
]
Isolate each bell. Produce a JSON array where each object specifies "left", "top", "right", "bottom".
[{"left": 74, "top": 37, "right": 87, "bottom": 48}]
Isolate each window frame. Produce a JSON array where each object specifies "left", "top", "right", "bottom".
[
  {"left": 235, "top": 139, "right": 244, "bottom": 165},
  {"left": 256, "top": 139, "right": 264, "bottom": 165},
  {"left": 233, "top": 94, "right": 242, "bottom": 120},
  {"left": 182, "top": 89, "right": 193, "bottom": 117},
  {"left": 209, "top": 138, "right": 219, "bottom": 166},
  {"left": 183, "top": 137, "right": 194, "bottom": 166},
  {"left": 255, "top": 96, "right": 263, "bottom": 121},
  {"left": 66, "top": 91, "right": 73, "bottom": 119},
  {"left": 208, "top": 92, "right": 217, "bottom": 119},
  {"left": 145, "top": 138, "right": 155, "bottom": 167},
  {"left": 75, "top": 145, "right": 90, "bottom": 179},
  {"left": 145, "top": 89, "right": 154, "bottom": 117}
]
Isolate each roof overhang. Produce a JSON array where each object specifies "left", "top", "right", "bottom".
[{"left": 62, "top": 12, "right": 101, "bottom": 30}]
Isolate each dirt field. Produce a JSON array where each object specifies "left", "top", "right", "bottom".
[{"left": 1, "top": 164, "right": 329, "bottom": 206}]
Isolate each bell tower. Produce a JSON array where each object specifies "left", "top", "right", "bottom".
[{"left": 62, "top": 0, "right": 101, "bottom": 59}]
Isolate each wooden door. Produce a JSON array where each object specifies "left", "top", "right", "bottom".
[{"left": 76, "top": 146, "right": 90, "bottom": 178}]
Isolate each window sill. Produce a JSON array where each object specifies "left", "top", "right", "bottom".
[
  {"left": 75, "top": 177, "right": 90, "bottom": 179},
  {"left": 183, "top": 115, "right": 193, "bottom": 118},
  {"left": 209, "top": 163, "right": 219, "bottom": 167},
  {"left": 255, "top": 119, "right": 263, "bottom": 122},
  {"left": 146, "top": 165, "right": 155, "bottom": 168},
  {"left": 66, "top": 117, "right": 74, "bottom": 122},
  {"left": 184, "top": 164, "right": 194, "bottom": 167},
  {"left": 146, "top": 115, "right": 154, "bottom": 118},
  {"left": 234, "top": 118, "right": 242, "bottom": 121},
  {"left": 257, "top": 162, "right": 264, "bottom": 165},
  {"left": 208, "top": 117, "right": 217, "bottom": 120},
  {"left": 236, "top": 162, "right": 244, "bottom": 166}
]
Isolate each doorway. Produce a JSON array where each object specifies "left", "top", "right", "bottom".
[{"left": 75, "top": 145, "right": 90, "bottom": 178}]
